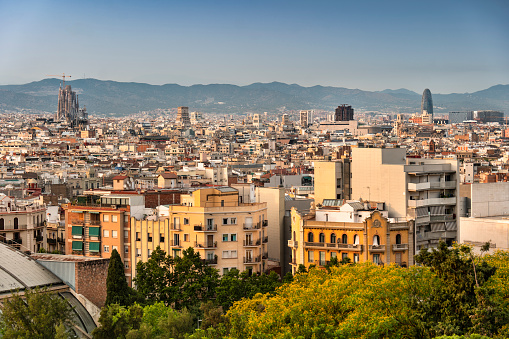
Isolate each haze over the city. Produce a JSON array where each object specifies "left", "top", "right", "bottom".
[{"left": 1, "top": 0, "right": 508, "bottom": 94}]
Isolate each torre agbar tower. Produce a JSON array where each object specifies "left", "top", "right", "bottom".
[{"left": 421, "top": 89, "right": 433, "bottom": 120}]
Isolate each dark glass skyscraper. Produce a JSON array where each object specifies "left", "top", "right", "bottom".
[{"left": 421, "top": 88, "right": 433, "bottom": 119}]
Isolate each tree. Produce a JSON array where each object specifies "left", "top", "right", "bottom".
[
  {"left": 106, "top": 248, "right": 133, "bottom": 306},
  {"left": 0, "top": 287, "right": 76, "bottom": 339},
  {"left": 92, "top": 303, "right": 143, "bottom": 339},
  {"left": 134, "top": 247, "right": 173, "bottom": 305}
]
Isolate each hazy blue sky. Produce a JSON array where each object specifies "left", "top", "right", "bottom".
[{"left": 1, "top": 0, "right": 508, "bottom": 93}]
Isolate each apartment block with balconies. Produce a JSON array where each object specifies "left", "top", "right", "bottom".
[
  {"left": 289, "top": 200, "right": 414, "bottom": 274},
  {"left": 130, "top": 187, "right": 268, "bottom": 278}
]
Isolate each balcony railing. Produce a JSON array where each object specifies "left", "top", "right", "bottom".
[
  {"left": 194, "top": 241, "right": 217, "bottom": 248},
  {"left": 170, "top": 224, "right": 182, "bottom": 231},
  {"left": 243, "top": 240, "right": 259, "bottom": 247},
  {"left": 369, "top": 245, "right": 386, "bottom": 253},
  {"left": 287, "top": 240, "right": 298, "bottom": 248},
  {"left": 194, "top": 225, "right": 217, "bottom": 232},
  {"left": 243, "top": 255, "right": 261, "bottom": 263},
  {"left": 408, "top": 197, "right": 456, "bottom": 208},
  {"left": 304, "top": 242, "right": 325, "bottom": 248},
  {"left": 262, "top": 252, "right": 268, "bottom": 259},
  {"left": 201, "top": 257, "right": 218, "bottom": 265},
  {"left": 170, "top": 240, "right": 182, "bottom": 247},
  {"left": 89, "top": 219, "right": 101, "bottom": 226},
  {"left": 47, "top": 238, "right": 57, "bottom": 244},
  {"left": 243, "top": 223, "right": 261, "bottom": 230},
  {"left": 262, "top": 220, "right": 268, "bottom": 227},
  {"left": 262, "top": 236, "right": 268, "bottom": 243},
  {"left": 69, "top": 219, "right": 85, "bottom": 225},
  {"left": 392, "top": 243, "right": 409, "bottom": 251},
  {"left": 36, "top": 235, "right": 43, "bottom": 242}
]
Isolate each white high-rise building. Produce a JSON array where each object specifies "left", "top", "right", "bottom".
[{"left": 300, "top": 110, "right": 313, "bottom": 128}]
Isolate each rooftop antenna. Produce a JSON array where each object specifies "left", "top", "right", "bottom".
[{"left": 46, "top": 73, "right": 72, "bottom": 87}]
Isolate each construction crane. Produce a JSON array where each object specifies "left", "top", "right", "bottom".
[{"left": 46, "top": 73, "right": 72, "bottom": 87}]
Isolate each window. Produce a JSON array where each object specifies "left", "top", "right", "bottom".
[
  {"left": 0, "top": 218, "right": 3, "bottom": 230},
  {"left": 223, "top": 218, "right": 228, "bottom": 225},
  {"left": 112, "top": 215, "right": 118, "bottom": 222},
  {"left": 330, "top": 233, "right": 336, "bottom": 243},
  {"left": 308, "top": 251, "right": 314, "bottom": 263},
  {"left": 230, "top": 234, "right": 237, "bottom": 242},
  {"left": 373, "top": 235, "right": 380, "bottom": 246},
  {"left": 136, "top": 248, "right": 141, "bottom": 257},
  {"left": 319, "top": 251, "right": 326, "bottom": 266},
  {"left": 223, "top": 250, "right": 230, "bottom": 258},
  {"left": 103, "top": 214, "right": 109, "bottom": 222},
  {"left": 342, "top": 234, "right": 348, "bottom": 244},
  {"left": 103, "top": 230, "right": 110, "bottom": 237},
  {"left": 354, "top": 253, "right": 359, "bottom": 263},
  {"left": 223, "top": 234, "right": 229, "bottom": 242},
  {"left": 231, "top": 218, "right": 237, "bottom": 224},
  {"left": 342, "top": 253, "right": 348, "bottom": 261},
  {"left": 104, "top": 245, "right": 110, "bottom": 252},
  {"left": 319, "top": 233, "right": 325, "bottom": 243},
  {"left": 184, "top": 218, "right": 189, "bottom": 225},
  {"left": 148, "top": 233, "right": 152, "bottom": 242},
  {"left": 231, "top": 250, "right": 237, "bottom": 258},
  {"left": 223, "top": 268, "right": 229, "bottom": 275},
  {"left": 221, "top": 200, "right": 224, "bottom": 207},
  {"left": 353, "top": 234, "right": 359, "bottom": 245},
  {"left": 373, "top": 253, "right": 380, "bottom": 264},
  {"left": 307, "top": 232, "right": 314, "bottom": 242},
  {"left": 331, "top": 252, "right": 337, "bottom": 259},
  {"left": 124, "top": 215, "right": 129, "bottom": 223},
  {"left": 124, "top": 245, "right": 129, "bottom": 254},
  {"left": 136, "top": 232, "right": 140, "bottom": 241},
  {"left": 207, "top": 218, "right": 214, "bottom": 226},
  {"left": 14, "top": 218, "right": 18, "bottom": 230},
  {"left": 148, "top": 249, "right": 152, "bottom": 257},
  {"left": 124, "top": 261, "right": 129, "bottom": 269},
  {"left": 184, "top": 234, "right": 189, "bottom": 242},
  {"left": 112, "top": 230, "right": 118, "bottom": 238},
  {"left": 396, "top": 234, "right": 402, "bottom": 245},
  {"left": 124, "top": 230, "right": 128, "bottom": 239}
]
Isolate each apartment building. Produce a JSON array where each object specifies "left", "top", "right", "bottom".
[
  {"left": 0, "top": 194, "right": 46, "bottom": 253},
  {"left": 313, "top": 159, "right": 351, "bottom": 204},
  {"left": 63, "top": 200, "right": 133, "bottom": 285},
  {"left": 289, "top": 200, "right": 414, "bottom": 273},
  {"left": 351, "top": 147, "right": 459, "bottom": 251},
  {"left": 130, "top": 187, "right": 268, "bottom": 278}
]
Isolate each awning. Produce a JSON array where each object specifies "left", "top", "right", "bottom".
[
  {"left": 90, "top": 211, "right": 100, "bottom": 214},
  {"left": 72, "top": 241, "right": 83, "bottom": 251},
  {"left": 71, "top": 211, "right": 83, "bottom": 214},
  {"left": 72, "top": 226, "right": 83, "bottom": 236},
  {"left": 89, "top": 242, "right": 100, "bottom": 252},
  {"left": 89, "top": 227, "right": 100, "bottom": 237}
]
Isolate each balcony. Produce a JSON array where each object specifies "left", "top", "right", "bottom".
[
  {"left": 369, "top": 245, "right": 386, "bottom": 253},
  {"left": 201, "top": 257, "right": 218, "bottom": 265},
  {"left": 89, "top": 219, "right": 101, "bottom": 226},
  {"left": 287, "top": 240, "right": 298, "bottom": 248},
  {"left": 304, "top": 242, "right": 325, "bottom": 248},
  {"left": 407, "top": 181, "right": 456, "bottom": 191},
  {"left": 408, "top": 197, "right": 456, "bottom": 208},
  {"left": 334, "top": 243, "right": 364, "bottom": 252},
  {"left": 262, "top": 236, "right": 268, "bottom": 243},
  {"left": 57, "top": 237, "right": 65, "bottom": 243},
  {"left": 47, "top": 238, "right": 57, "bottom": 244},
  {"left": 262, "top": 220, "right": 268, "bottom": 227},
  {"left": 170, "top": 224, "right": 182, "bottom": 231},
  {"left": 262, "top": 252, "right": 268, "bottom": 259},
  {"left": 194, "top": 225, "right": 217, "bottom": 232},
  {"left": 36, "top": 235, "right": 43, "bottom": 242},
  {"left": 243, "top": 255, "right": 261, "bottom": 263},
  {"left": 243, "top": 223, "right": 261, "bottom": 230},
  {"left": 430, "top": 214, "right": 455, "bottom": 222},
  {"left": 194, "top": 241, "right": 217, "bottom": 249},
  {"left": 69, "top": 219, "right": 85, "bottom": 225},
  {"left": 243, "top": 239, "right": 260, "bottom": 247},
  {"left": 170, "top": 240, "right": 182, "bottom": 247},
  {"left": 392, "top": 243, "right": 409, "bottom": 251}
]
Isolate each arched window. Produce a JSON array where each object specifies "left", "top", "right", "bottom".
[
  {"left": 0, "top": 218, "right": 3, "bottom": 231},
  {"left": 373, "top": 235, "right": 380, "bottom": 246},
  {"left": 14, "top": 218, "right": 18, "bottom": 230},
  {"left": 330, "top": 233, "right": 336, "bottom": 244},
  {"left": 319, "top": 233, "right": 325, "bottom": 243},
  {"left": 342, "top": 234, "right": 348, "bottom": 244},
  {"left": 396, "top": 234, "right": 401, "bottom": 245},
  {"left": 307, "top": 232, "right": 314, "bottom": 242},
  {"left": 353, "top": 234, "right": 359, "bottom": 245}
]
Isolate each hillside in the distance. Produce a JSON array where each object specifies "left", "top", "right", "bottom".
[{"left": 0, "top": 79, "right": 507, "bottom": 116}]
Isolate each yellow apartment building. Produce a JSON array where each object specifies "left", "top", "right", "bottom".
[
  {"left": 131, "top": 187, "right": 268, "bottom": 278},
  {"left": 289, "top": 200, "right": 414, "bottom": 273}
]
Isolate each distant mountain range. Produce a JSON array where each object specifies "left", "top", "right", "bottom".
[{"left": 0, "top": 79, "right": 507, "bottom": 116}]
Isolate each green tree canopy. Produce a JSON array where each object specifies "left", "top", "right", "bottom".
[{"left": 106, "top": 248, "right": 134, "bottom": 306}]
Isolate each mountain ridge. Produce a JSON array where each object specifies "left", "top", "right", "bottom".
[{"left": 0, "top": 79, "right": 507, "bottom": 116}]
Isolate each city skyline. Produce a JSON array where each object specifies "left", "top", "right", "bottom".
[{"left": 1, "top": 0, "right": 508, "bottom": 93}]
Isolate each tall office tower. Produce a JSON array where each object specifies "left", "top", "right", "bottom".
[
  {"left": 334, "top": 105, "right": 354, "bottom": 121},
  {"left": 421, "top": 89, "right": 433, "bottom": 120},
  {"left": 449, "top": 111, "right": 474, "bottom": 124},
  {"left": 351, "top": 147, "right": 459, "bottom": 251},
  {"left": 176, "top": 106, "right": 191, "bottom": 128},
  {"left": 300, "top": 110, "right": 313, "bottom": 128},
  {"left": 282, "top": 114, "right": 290, "bottom": 125}
]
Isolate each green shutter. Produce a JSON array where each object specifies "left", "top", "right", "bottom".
[
  {"left": 89, "top": 227, "right": 100, "bottom": 237},
  {"left": 89, "top": 242, "right": 100, "bottom": 252},
  {"left": 72, "top": 241, "right": 83, "bottom": 251},
  {"left": 72, "top": 226, "right": 83, "bottom": 236}
]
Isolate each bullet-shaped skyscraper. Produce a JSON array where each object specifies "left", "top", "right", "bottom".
[{"left": 421, "top": 89, "right": 433, "bottom": 120}]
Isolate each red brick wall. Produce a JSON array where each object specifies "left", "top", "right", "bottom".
[
  {"left": 144, "top": 192, "right": 182, "bottom": 208},
  {"left": 75, "top": 259, "right": 109, "bottom": 308}
]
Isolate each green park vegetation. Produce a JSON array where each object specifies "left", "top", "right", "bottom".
[{"left": 3, "top": 242, "right": 509, "bottom": 338}]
